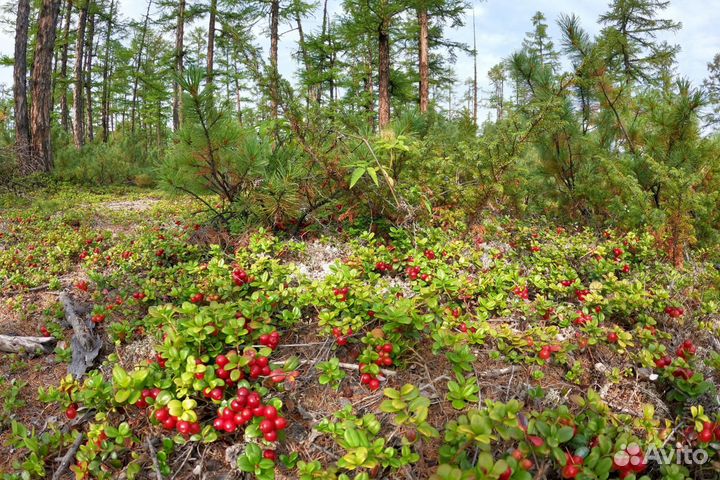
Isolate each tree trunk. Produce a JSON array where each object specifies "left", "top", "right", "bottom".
[
  {"left": 472, "top": 7, "right": 478, "bottom": 126},
  {"left": 85, "top": 5, "right": 96, "bottom": 142},
  {"left": 130, "top": 0, "right": 152, "bottom": 134},
  {"left": 73, "top": 0, "right": 88, "bottom": 148},
  {"left": 269, "top": 0, "right": 279, "bottom": 119},
  {"left": 59, "top": 0, "right": 72, "bottom": 132},
  {"left": 378, "top": 14, "right": 391, "bottom": 129},
  {"left": 207, "top": 0, "right": 216, "bottom": 85},
  {"left": 30, "top": 0, "right": 62, "bottom": 172},
  {"left": 173, "top": 0, "right": 185, "bottom": 131},
  {"left": 101, "top": 0, "right": 115, "bottom": 142},
  {"left": 417, "top": 6, "right": 429, "bottom": 113},
  {"left": 365, "top": 42, "right": 375, "bottom": 130},
  {"left": 14, "top": 0, "right": 31, "bottom": 167}
]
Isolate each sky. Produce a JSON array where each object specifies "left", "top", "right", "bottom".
[{"left": 1, "top": 0, "right": 719, "bottom": 121}]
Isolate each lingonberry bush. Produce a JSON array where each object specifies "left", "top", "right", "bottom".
[{"left": 1, "top": 190, "right": 720, "bottom": 479}]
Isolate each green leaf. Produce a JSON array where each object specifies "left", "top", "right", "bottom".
[
  {"left": 349, "top": 167, "right": 365, "bottom": 188},
  {"left": 366, "top": 167, "right": 379, "bottom": 186},
  {"left": 114, "top": 389, "right": 130, "bottom": 404}
]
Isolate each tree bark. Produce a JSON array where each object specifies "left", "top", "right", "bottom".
[
  {"left": 73, "top": 0, "right": 88, "bottom": 148},
  {"left": 30, "top": 0, "right": 62, "bottom": 172},
  {"left": 472, "top": 7, "right": 478, "bottom": 126},
  {"left": 417, "top": 5, "right": 429, "bottom": 113},
  {"left": 59, "top": 0, "right": 73, "bottom": 132},
  {"left": 130, "top": 0, "right": 152, "bottom": 134},
  {"left": 207, "top": 0, "right": 216, "bottom": 85},
  {"left": 14, "top": 0, "right": 31, "bottom": 167},
  {"left": 378, "top": 13, "right": 391, "bottom": 129},
  {"left": 269, "top": 0, "right": 280, "bottom": 119},
  {"left": 172, "top": 0, "right": 185, "bottom": 131},
  {"left": 101, "top": 0, "right": 115, "bottom": 142},
  {"left": 365, "top": 41, "right": 375, "bottom": 130},
  {"left": 84, "top": 5, "right": 96, "bottom": 142}
]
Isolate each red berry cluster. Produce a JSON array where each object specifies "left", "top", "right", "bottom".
[
  {"left": 538, "top": 344, "right": 561, "bottom": 360},
  {"left": 135, "top": 387, "right": 160, "bottom": 408},
  {"left": 573, "top": 311, "right": 591, "bottom": 326},
  {"left": 560, "top": 279, "right": 574, "bottom": 287},
  {"left": 76, "top": 281, "right": 89, "bottom": 292},
  {"left": 155, "top": 353, "right": 167, "bottom": 368},
  {"left": 697, "top": 421, "right": 720, "bottom": 443},
  {"left": 424, "top": 249, "right": 436, "bottom": 260},
  {"left": 359, "top": 370, "right": 381, "bottom": 391},
  {"left": 613, "top": 247, "right": 623, "bottom": 258},
  {"left": 575, "top": 289, "right": 590, "bottom": 302},
  {"left": 154, "top": 406, "right": 201, "bottom": 436},
  {"left": 374, "top": 343, "right": 394, "bottom": 367},
  {"left": 676, "top": 339, "right": 696, "bottom": 359},
  {"left": 406, "top": 265, "right": 422, "bottom": 280},
  {"left": 212, "top": 388, "right": 288, "bottom": 442},
  {"left": 259, "top": 331, "right": 280, "bottom": 350},
  {"left": 665, "top": 306, "right": 684, "bottom": 318},
  {"left": 91, "top": 313, "right": 106, "bottom": 324},
  {"left": 611, "top": 444, "right": 647, "bottom": 479},
  {"left": 213, "top": 354, "right": 244, "bottom": 384},
  {"left": 561, "top": 452, "right": 585, "bottom": 478},
  {"left": 232, "top": 268, "right": 249, "bottom": 286},
  {"left": 513, "top": 286, "right": 529, "bottom": 300},
  {"left": 333, "top": 287, "right": 349, "bottom": 302},
  {"left": 509, "top": 449, "right": 534, "bottom": 471},
  {"left": 132, "top": 292, "right": 146, "bottom": 300},
  {"left": 375, "top": 261, "right": 393, "bottom": 272},
  {"left": 332, "top": 327, "right": 352, "bottom": 346},
  {"left": 190, "top": 293, "right": 204, "bottom": 304}
]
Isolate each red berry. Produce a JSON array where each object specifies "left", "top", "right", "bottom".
[
  {"left": 66, "top": 405, "right": 78, "bottom": 420},
  {"left": 223, "top": 419, "right": 236, "bottom": 433},
  {"left": 607, "top": 332, "right": 619, "bottom": 343},
  {"left": 260, "top": 419, "right": 275, "bottom": 434},
  {"left": 263, "top": 449, "right": 277, "bottom": 460},
  {"left": 368, "top": 378, "right": 381, "bottom": 391},
  {"left": 263, "top": 430, "right": 278, "bottom": 442},
  {"left": 163, "top": 416, "right": 177, "bottom": 430},
  {"left": 562, "top": 465, "right": 580, "bottom": 479},
  {"left": 155, "top": 407, "right": 169, "bottom": 423},
  {"left": 210, "top": 388, "right": 224, "bottom": 401},
  {"left": 274, "top": 417, "right": 288, "bottom": 430},
  {"left": 177, "top": 421, "right": 191, "bottom": 435},
  {"left": 264, "top": 406, "right": 278, "bottom": 420}
]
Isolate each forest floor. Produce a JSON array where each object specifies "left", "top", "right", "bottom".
[{"left": 0, "top": 186, "right": 719, "bottom": 479}]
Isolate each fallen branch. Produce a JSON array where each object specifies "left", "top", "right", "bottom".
[
  {"left": 51, "top": 432, "right": 84, "bottom": 480},
  {"left": 146, "top": 438, "right": 165, "bottom": 480},
  {"left": 60, "top": 292, "right": 101, "bottom": 378},
  {"left": 298, "top": 359, "right": 396, "bottom": 377},
  {"left": 477, "top": 366, "right": 516, "bottom": 378},
  {"left": 0, "top": 334, "right": 56, "bottom": 354}
]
